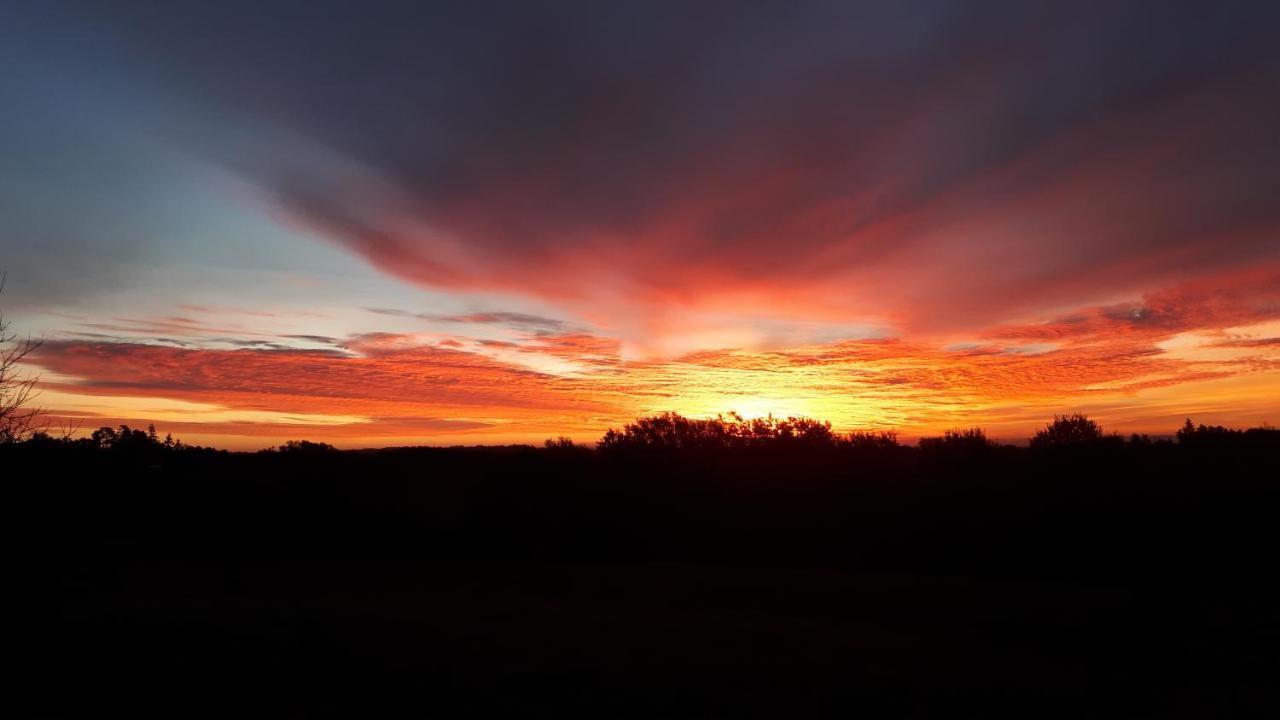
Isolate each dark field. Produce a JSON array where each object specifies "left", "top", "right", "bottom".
[{"left": 19, "top": 428, "right": 1280, "bottom": 716}]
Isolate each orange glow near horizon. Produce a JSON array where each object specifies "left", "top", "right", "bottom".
[{"left": 21, "top": 282, "right": 1280, "bottom": 449}]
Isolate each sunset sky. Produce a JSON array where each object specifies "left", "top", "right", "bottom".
[{"left": 3, "top": 1, "right": 1278, "bottom": 448}]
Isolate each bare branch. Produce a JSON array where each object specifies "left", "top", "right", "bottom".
[{"left": 0, "top": 275, "right": 44, "bottom": 444}]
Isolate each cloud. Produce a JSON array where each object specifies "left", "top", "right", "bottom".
[
  {"left": 55, "top": 1, "right": 1278, "bottom": 339},
  {"left": 1212, "top": 338, "right": 1280, "bottom": 350},
  {"left": 29, "top": 338, "right": 604, "bottom": 413},
  {"left": 986, "top": 266, "right": 1280, "bottom": 344},
  {"left": 367, "top": 307, "right": 567, "bottom": 332},
  {"left": 26, "top": 291, "right": 1280, "bottom": 446},
  {"left": 280, "top": 334, "right": 343, "bottom": 345}
]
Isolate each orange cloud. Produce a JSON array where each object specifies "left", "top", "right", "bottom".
[
  {"left": 252, "top": 66, "right": 1280, "bottom": 348},
  {"left": 26, "top": 269, "right": 1280, "bottom": 448}
]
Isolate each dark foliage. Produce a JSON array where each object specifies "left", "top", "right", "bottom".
[
  {"left": 1030, "top": 413, "right": 1112, "bottom": 448},
  {"left": 270, "top": 438, "right": 339, "bottom": 455},
  {"left": 14, "top": 413, "right": 1280, "bottom": 716},
  {"left": 598, "top": 411, "right": 840, "bottom": 453}
]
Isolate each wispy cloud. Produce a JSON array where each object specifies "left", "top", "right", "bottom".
[
  {"left": 27, "top": 280, "right": 1280, "bottom": 446},
  {"left": 367, "top": 307, "right": 567, "bottom": 332}
]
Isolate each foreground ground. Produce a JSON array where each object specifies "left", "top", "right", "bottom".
[{"left": 19, "top": 438, "right": 1280, "bottom": 715}]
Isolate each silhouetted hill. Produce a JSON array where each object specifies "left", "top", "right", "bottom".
[{"left": 13, "top": 415, "right": 1280, "bottom": 716}]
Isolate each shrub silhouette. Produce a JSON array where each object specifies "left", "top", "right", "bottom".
[
  {"left": 1030, "top": 414, "right": 1108, "bottom": 449},
  {"left": 844, "top": 430, "right": 900, "bottom": 451},
  {"left": 274, "top": 439, "right": 338, "bottom": 455},
  {"left": 90, "top": 424, "right": 161, "bottom": 451},
  {"left": 598, "top": 411, "right": 839, "bottom": 452},
  {"left": 1176, "top": 418, "right": 1242, "bottom": 445},
  {"left": 918, "top": 427, "right": 992, "bottom": 452}
]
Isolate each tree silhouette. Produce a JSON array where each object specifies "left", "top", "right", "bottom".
[
  {"left": 276, "top": 439, "right": 339, "bottom": 454},
  {"left": 0, "top": 275, "right": 43, "bottom": 444},
  {"left": 598, "top": 412, "right": 841, "bottom": 453},
  {"left": 918, "top": 427, "right": 993, "bottom": 453},
  {"left": 1176, "top": 418, "right": 1243, "bottom": 447},
  {"left": 1030, "top": 413, "right": 1106, "bottom": 449},
  {"left": 1177, "top": 418, "right": 1196, "bottom": 443},
  {"left": 844, "top": 430, "right": 900, "bottom": 451}
]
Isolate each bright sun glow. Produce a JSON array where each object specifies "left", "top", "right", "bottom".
[{"left": 668, "top": 394, "right": 817, "bottom": 421}]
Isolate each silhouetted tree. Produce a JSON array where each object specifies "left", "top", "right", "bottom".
[
  {"left": 87, "top": 424, "right": 170, "bottom": 454},
  {"left": 275, "top": 439, "right": 338, "bottom": 455},
  {"left": 0, "top": 275, "right": 43, "bottom": 444},
  {"left": 771, "top": 416, "right": 838, "bottom": 446},
  {"left": 1177, "top": 418, "right": 1196, "bottom": 444},
  {"left": 600, "top": 412, "right": 732, "bottom": 452},
  {"left": 1242, "top": 424, "right": 1280, "bottom": 449},
  {"left": 844, "top": 430, "right": 900, "bottom": 451},
  {"left": 1176, "top": 418, "right": 1243, "bottom": 447},
  {"left": 920, "top": 427, "right": 992, "bottom": 450},
  {"left": 598, "top": 412, "right": 841, "bottom": 453},
  {"left": 90, "top": 426, "right": 119, "bottom": 450},
  {"left": 1030, "top": 414, "right": 1108, "bottom": 449},
  {"left": 918, "top": 428, "right": 996, "bottom": 465}
]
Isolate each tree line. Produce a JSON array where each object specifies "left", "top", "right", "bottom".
[{"left": 5, "top": 411, "right": 1276, "bottom": 458}]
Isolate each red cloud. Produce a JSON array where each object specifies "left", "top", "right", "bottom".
[
  {"left": 986, "top": 266, "right": 1280, "bottom": 343},
  {"left": 262, "top": 69, "right": 1280, "bottom": 341},
  {"left": 27, "top": 293, "right": 1280, "bottom": 447}
]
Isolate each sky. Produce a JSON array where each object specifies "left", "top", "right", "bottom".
[{"left": 2, "top": 1, "right": 1278, "bottom": 448}]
